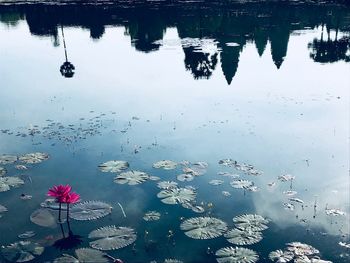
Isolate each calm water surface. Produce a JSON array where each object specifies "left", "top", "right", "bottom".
[{"left": 0, "top": 1, "right": 349, "bottom": 262}]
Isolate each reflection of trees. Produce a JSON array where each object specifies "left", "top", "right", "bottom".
[
  {"left": 126, "top": 10, "right": 166, "bottom": 53},
  {"left": 183, "top": 46, "right": 218, "bottom": 79},
  {"left": 0, "top": 1, "right": 349, "bottom": 82},
  {"left": 308, "top": 26, "right": 350, "bottom": 63}
]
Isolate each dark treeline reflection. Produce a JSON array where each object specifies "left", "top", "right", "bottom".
[{"left": 0, "top": 0, "right": 349, "bottom": 83}]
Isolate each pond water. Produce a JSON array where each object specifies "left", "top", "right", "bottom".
[{"left": 0, "top": 1, "right": 349, "bottom": 263}]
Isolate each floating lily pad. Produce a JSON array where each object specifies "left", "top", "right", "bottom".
[
  {"left": 98, "top": 161, "right": 129, "bottom": 173},
  {"left": 30, "top": 208, "right": 57, "bottom": 228},
  {"left": 286, "top": 242, "right": 319, "bottom": 257},
  {"left": 230, "top": 180, "right": 253, "bottom": 189},
  {"left": 54, "top": 254, "right": 79, "bottom": 263},
  {"left": 209, "top": 180, "right": 224, "bottom": 186},
  {"left": 15, "top": 165, "right": 28, "bottom": 171},
  {"left": 88, "top": 226, "right": 137, "bottom": 250},
  {"left": 0, "top": 166, "right": 6, "bottom": 176},
  {"left": 177, "top": 173, "right": 194, "bottom": 182},
  {"left": 0, "top": 176, "right": 25, "bottom": 192},
  {"left": 1, "top": 241, "right": 44, "bottom": 262},
  {"left": 180, "top": 217, "right": 228, "bottom": 239},
  {"left": 278, "top": 174, "right": 295, "bottom": 182},
  {"left": 153, "top": 160, "right": 177, "bottom": 170},
  {"left": 0, "top": 204, "right": 8, "bottom": 218},
  {"left": 224, "top": 228, "right": 262, "bottom": 245},
  {"left": 269, "top": 249, "right": 294, "bottom": 262},
  {"left": 18, "top": 231, "right": 36, "bottom": 239},
  {"left": 233, "top": 214, "right": 269, "bottom": 231},
  {"left": 54, "top": 248, "right": 110, "bottom": 263},
  {"left": 114, "top": 170, "right": 149, "bottom": 185},
  {"left": 75, "top": 248, "right": 110, "bottom": 262},
  {"left": 143, "top": 211, "right": 161, "bottom": 221},
  {"left": 70, "top": 201, "right": 113, "bottom": 221},
  {"left": 157, "top": 187, "right": 196, "bottom": 205},
  {"left": 215, "top": 246, "right": 258, "bottom": 263},
  {"left": 218, "top": 159, "right": 235, "bottom": 166},
  {"left": 325, "top": 208, "right": 346, "bottom": 216},
  {"left": 0, "top": 154, "right": 17, "bottom": 165},
  {"left": 157, "top": 181, "right": 178, "bottom": 189},
  {"left": 19, "top": 153, "right": 49, "bottom": 164},
  {"left": 182, "top": 162, "right": 208, "bottom": 176}
]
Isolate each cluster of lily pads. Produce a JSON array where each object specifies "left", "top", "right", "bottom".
[{"left": 0, "top": 154, "right": 345, "bottom": 263}]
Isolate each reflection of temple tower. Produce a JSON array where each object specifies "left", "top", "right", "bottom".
[
  {"left": 219, "top": 44, "right": 241, "bottom": 85},
  {"left": 254, "top": 27, "right": 268, "bottom": 57},
  {"left": 269, "top": 25, "right": 290, "bottom": 69}
]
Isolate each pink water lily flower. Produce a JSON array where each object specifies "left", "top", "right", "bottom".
[
  {"left": 47, "top": 185, "right": 72, "bottom": 199},
  {"left": 58, "top": 192, "right": 80, "bottom": 204}
]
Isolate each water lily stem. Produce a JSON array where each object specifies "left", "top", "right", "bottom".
[{"left": 58, "top": 202, "right": 62, "bottom": 223}]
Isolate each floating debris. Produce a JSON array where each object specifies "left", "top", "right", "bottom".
[
  {"left": 157, "top": 181, "right": 178, "bottom": 189},
  {"left": 289, "top": 198, "right": 304, "bottom": 204},
  {"left": 88, "top": 226, "right": 137, "bottom": 250},
  {"left": 98, "top": 161, "right": 129, "bottom": 173},
  {"left": 222, "top": 191, "right": 231, "bottom": 197},
  {"left": 0, "top": 166, "right": 7, "bottom": 176},
  {"left": 215, "top": 246, "right": 259, "bottom": 263},
  {"left": 209, "top": 180, "right": 224, "bottom": 186},
  {"left": 0, "top": 177, "right": 25, "bottom": 192},
  {"left": 157, "top": 187, "right": 196, "bottom": 205},
  {"left": 20, "top": 194, "right": 32, "bottom": 200},
  {"left": 177, "top": 173, "right": 194, "bottom": 182},
  {"left": 153, "top": 160, "right": 178, "bottom": 170},
  {"left": 233, "top": 214, "right": 269, "bottom": 231},
  {"left": 224, "top": 228, "right": 263, "bottom": 245},
  {"left": 18, "top": 231, "right": 36, "bottom": 239},
  {"left": 283, "top": 203, "right": 295, "bottom": 211},
  {"left": 230, "top": 180, "right": 253, "bottom": 189},
  {"left": 54, "top": 248, "right": 110, "bottom": 263},
  {"left": 117, "top": 202, "right": 127, "bottom": 218},
  {"left": 114, "top": 170, "right": 149, "bottom": 185},
  {"left": 149, "top": 176, "right": 161, "bottom": 181},
  {"left": 283, "top": 190, "right": 298, "bottom": 196},
  {"left": 0, "top": 154, "right": 18, "bottom": 165},
  {"left": 190, "top": 205, "right": 205, "bottom": 214},
  {"left": 1, "top": 241, "right": 44, "bottom": 262},
  {"left": 19, "top": 153, "right": 49, "bottom": 164},
  {"left": 143, "top": 211, "right": 161, "bottom": 221},
  {"left": 30, "top": 209, "right": 57, "bottom": 228},
  {"left": 180, "top": 217, "right": 228, "bottom": 239},
  {"left": 70, "top": 201, "right": 113, "bottom": 221}
]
